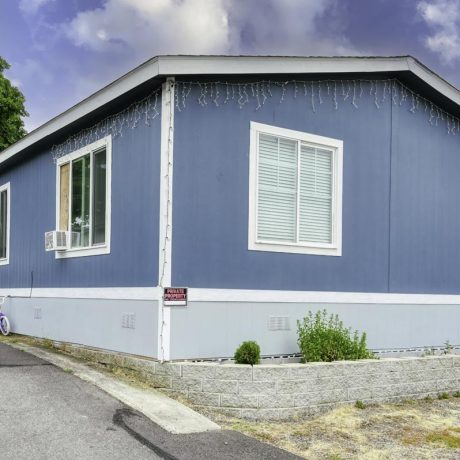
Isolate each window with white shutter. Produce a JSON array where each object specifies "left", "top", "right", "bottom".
[{"left": 249, "top": 122, "right": 343, "bottom": 256}]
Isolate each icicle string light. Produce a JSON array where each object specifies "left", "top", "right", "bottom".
[
  {"left": 52, "top": 77, "right": 460, "bottom": 160},
  {"left": 51, "top": 87, "right": 161, "bottom": 162},
  {"left": 173, "top": 78, "right": 460, "bottom": 135}
]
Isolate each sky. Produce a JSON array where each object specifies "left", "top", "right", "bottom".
[{"left": 1, "top": 0, "right": 460, "bottom": 132}]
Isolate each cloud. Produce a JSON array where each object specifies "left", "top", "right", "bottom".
[
  {"left": 226, "top": 0, "right": 357, "bottom": 55},
  {"left": 417, "top": 0, "right": 460, "bottom": 64},
  {"left": 65, "top": 0, "right": 230, "bottom": 55},
  {"left": 20, "top": 0, "right": 362, "bottom": 130},
  {"left": 19, "top": 0, "right": 53, "bottom": 15},
  {"left": 64, "top": 0, "right": 359, "bottom": 58}
]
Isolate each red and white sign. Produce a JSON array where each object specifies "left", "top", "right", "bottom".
[{"left": 163, "top": 287, "right": 187, "bottom": 306}]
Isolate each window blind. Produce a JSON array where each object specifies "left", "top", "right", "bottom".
[
  {"left": 256, "top": 134, "right": 333, "bottom": 245},
  {"left": 257, "top": 134, "right": 297, "bottom": 242},
  {"left": 299, "top": 146, "right": 333, "bottom": 244}
]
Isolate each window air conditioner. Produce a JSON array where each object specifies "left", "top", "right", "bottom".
[{"left": 45, "top": 231, "right": 69, "bottom": 251}]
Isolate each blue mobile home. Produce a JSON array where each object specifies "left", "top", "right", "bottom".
[{"left": 2, "top": 55, "right": 460, "bottom": 360}]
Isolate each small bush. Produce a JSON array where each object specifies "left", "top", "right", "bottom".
[
  {"left": 234, "top": 341, "right": 261, "bottom": 365},
  {"left": 453, "top": 391, "right": 460, "bottom": 398},
  {"left": 355, "top": 400, "right": 366, "bottom": 410},
  {"left": 438, "top": 392, "right": 450, "bottom": 400},
  {"left": 297, "top": 310, "right": 374, "bottom": 363}
]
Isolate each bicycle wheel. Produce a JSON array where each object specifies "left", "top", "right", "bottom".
[{"left": 0, "top": 316, "right": 10, "bottom": 335}]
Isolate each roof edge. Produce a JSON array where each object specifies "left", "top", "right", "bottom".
[{"left": 1, "top": 55, "right": 459, "bottom": 165}]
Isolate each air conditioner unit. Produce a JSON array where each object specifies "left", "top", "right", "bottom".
[{"left": 45, "top": 231, "right": 69, "bottom": 251}]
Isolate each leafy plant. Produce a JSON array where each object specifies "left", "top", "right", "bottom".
[
  {"left": 443, "top": 340, "right": 453, "bottom": 355},
  {"left": 234, "top": 341, "right": 261, "bottom": 365},
  {"left": 423, "top": 347, "right": 437, "bottom": 357},
  {"left": 297, "top": 310, "right": 374, "bottom": 362},
  {"left": 355, "top": 400, "right": 366, "bottom": 410},
  {"left": 438, "top": 392, "right": 450, "bottom": 400}
]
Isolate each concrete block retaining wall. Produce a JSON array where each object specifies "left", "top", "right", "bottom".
[{"left": 53, "top": 343, "right": 460, "bottom": 421}]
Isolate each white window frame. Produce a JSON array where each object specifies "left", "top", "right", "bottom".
[
  {"left": 55, "top": 135, "right": 112, "bottom": 259},
  {"left": 0, "top": 182, "right": 10, "bottom": 266},
  {"left": 248, "top": 122, "right": 343, "bottom": 256}
]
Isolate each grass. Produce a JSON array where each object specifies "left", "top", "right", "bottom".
[{"left": 426, "top": 429, "right": 460, "bottom": 449}]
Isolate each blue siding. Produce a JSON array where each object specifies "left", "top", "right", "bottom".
[
  {"left": 172, "top": 79, "right": 460, "bottom": 294},
  {"left": 389, "top": 102, "right": 460, "bottom": 293},
  {"left": 0, "top": 96, "right": 161, "bottom": 288},
  {"left": 172, "top": 81, "right": 392, "bottom": 292}
]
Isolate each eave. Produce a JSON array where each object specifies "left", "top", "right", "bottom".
[{"left": 1, "top": 55, "right": 459, "bottom": 167}]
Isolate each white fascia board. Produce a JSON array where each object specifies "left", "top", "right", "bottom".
[
  {"left": 157, "top": 55, "right": 412, "bottom": 77},
  {"left": 406, "top": 56, "right": 460, "bottom": 106},
  {"left": 2, "top": 56, "right": 459, "bottom": 168}
]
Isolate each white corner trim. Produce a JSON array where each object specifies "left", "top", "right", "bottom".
[
  {"left": 248, "top": 122, "right": 343, "bottom": 256},
  {"left": 187, "top": 288, "right": 460, "bottom": 305},
  {"left": 0, "top": 182, "right": 10, "bottom": 266},
  {"left": 55, "top": 135, "right": 112, "bottom": 259},
  {"left": 158, "top": 78, "right": 174, "bottom": 288},
  {"left": 158, "top": 77, "right": 175, "bottom": 361}
]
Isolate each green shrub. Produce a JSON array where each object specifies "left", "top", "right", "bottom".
[
  {"left": 297, "top": 309, "right": 374, "bottom": 363},
  {"left": 355, "top": 400, "right": 366, "bottom": 410},
  {"left": 234, "top": 341, "right": 261, "bottom": 365}
]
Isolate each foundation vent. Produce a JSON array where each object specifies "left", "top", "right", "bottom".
[
  {"left": 34, "top": 308, "right": 42, "bottom": 320},
  {"left": 121, "top": 313, "right": 136, "bottom": 329},
  {"left": 268, "top": 315, "right": 290, "bottom": 331}
]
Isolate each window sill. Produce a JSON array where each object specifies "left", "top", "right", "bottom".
[
  {"left": 0, "top": 258, "right": 9, "bottom": 266},
  {"left": 55, "top": 245, "right": 110, "bottom": 259},
  {"left": 248, "top": 240, "right": 341, "bottom": 256}
]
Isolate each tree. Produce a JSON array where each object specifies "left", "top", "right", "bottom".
[{"left": 0, "top": 57, "right": 28, "bottom": 151}]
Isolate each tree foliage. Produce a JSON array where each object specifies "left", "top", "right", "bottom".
[{"left": 0, "top": 57, "right": 28, "bottom": 151}]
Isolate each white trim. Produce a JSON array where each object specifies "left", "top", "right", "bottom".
[
  {"left": 1, "top": 56, "right": 459, "bottom": 169},
  {"left": 2, "top": 286, "right": 460, "bottom": 305},
  {"left": 187, "top": 288, "right": 460, "bottom": 305},
  {"left": 0, "top": 287, "right": 159, "bottom": 300},
  {"left": 0, "top": 182, "right": 10, "bottom": 266},
  {"left": 158, "top": 77, "right": 175, "bottom": 361},
  {"left": 248, "top": 122, "right": 343, "bottom": 256},
  {"left": 158, "top": 78, "right": 174, "bottom": 287},
  {"left": 54, "top": 136, "right": 112, "bottom": 259}
]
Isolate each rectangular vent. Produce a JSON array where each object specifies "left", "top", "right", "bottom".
[
  {"left": 268, "top": 316, "right": 290, "bottom": 331},
  {"left": 34, "top": 308, "right": 42, "bottom": 320},
  {"left": 121, "top": 313, "right": 136, "bottom": 329}
]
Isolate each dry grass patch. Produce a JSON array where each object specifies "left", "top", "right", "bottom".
[{"left": 201, "top": 397, "right": 460, "bottom": 459}]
